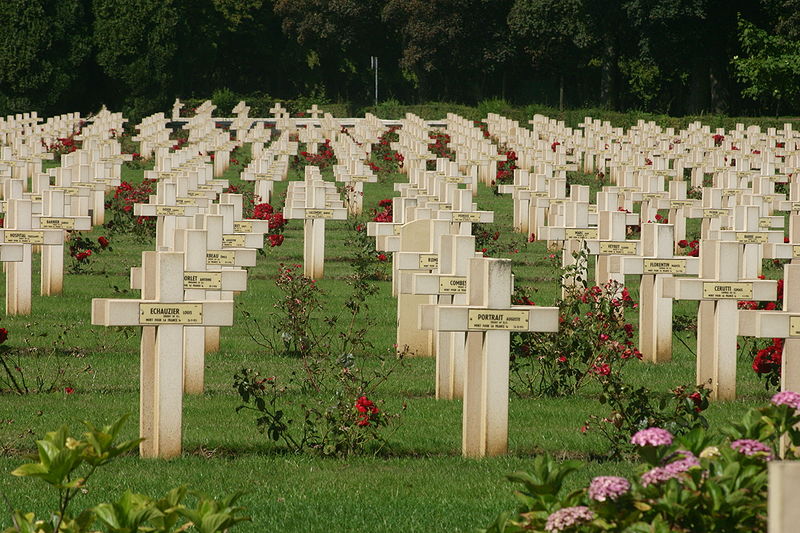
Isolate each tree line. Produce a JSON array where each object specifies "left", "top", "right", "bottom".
[{"left": 0, "top": 0, "right": 798, "bottom": 119}]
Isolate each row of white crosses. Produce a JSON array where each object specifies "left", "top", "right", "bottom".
[{"left": 283, "top": 166, "right": 347, "bottom": 279}]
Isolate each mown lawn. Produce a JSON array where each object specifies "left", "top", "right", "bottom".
[{"left": 0, "top": 150, "right": 779, "bottom": 532}]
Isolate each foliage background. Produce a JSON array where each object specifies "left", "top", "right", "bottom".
[{"left": 1, "top": 0, "right": 799, "bottom": 119}]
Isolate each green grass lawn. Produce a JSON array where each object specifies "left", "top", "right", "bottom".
[{"left": 0, "top": 154, "right": 780, "bottom": 532}]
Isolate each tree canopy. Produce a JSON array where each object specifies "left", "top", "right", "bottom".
[{"left": 0, "top": 0, "right": 797, "bottom": 117}]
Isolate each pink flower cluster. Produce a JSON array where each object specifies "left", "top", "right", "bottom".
[
  {"left": 730, "top": 439, "right": 773, "bottom": 459},
  {"left": 545, "top": 506, "right": 595, "bottom": 532},
  {"left": 588, "top": 476, "right": 630, "bottom": 502},
  {"left": 631, "top": 427, "right": 673, "bottom": 447},
  {"left": 772, "top": 390, "right": 800, "bottom": 410},
  {"left": 640, "top": 451, "right": 700, "bottom": 487}
]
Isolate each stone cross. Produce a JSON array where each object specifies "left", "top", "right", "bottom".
[
  {"left": 739, "top": 262, "right": 800, "bottom": 397},
  {"left": 393, "top": 218, "right": 451, "bottom": 357},
  {"left": 403, "top": 234, "right": 477, "bottom": 398},
  {"left": 1, "top": 199, "right": 64, "bottom": 315},
  {"left": 769, "top": 461, "right": 800, "bottom": 532},
  {"left": 663, "top": 240, "right": 777, "bottom": 400},
  {"left": 35, "top": 189, "right": 92, "bottom": 295},
  {"left": 91, "top": 251, "right": 234, "bottom": 459},
  {"left": 610, "top": 222, "right": 699, "bottom": 362},
  {"left": 283, "top": 182, "right": 347, "bottom": 279},
  {"left": 431, "top": 257, "right": 559, "bottom": 457},
  {"left": 134, "top": 181, "right": 200, "bottom": 251},
  {"left": 305, "top": 104, "right": 322, "bottom": 119}
]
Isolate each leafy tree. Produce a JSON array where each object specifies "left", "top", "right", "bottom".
[
  {"left": 0, "top": 0, "right": 91, "bottom": 115},
  {"left": 508, "top": 0, "right": 595, "bottom": 109},
  {"left": 92, "top": 0, "right": 182, "bottom": 116},
  {"left": 382, "top": 0, "right": 514, "bottom": 102},
  {"left": 733, "top": 15, "right": 800, "bottom": 115}
]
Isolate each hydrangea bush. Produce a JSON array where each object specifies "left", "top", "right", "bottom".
[{"left": 483, "top": 393, "right": 800, "bottom": 533}]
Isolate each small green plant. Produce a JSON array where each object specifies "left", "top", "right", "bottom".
[
  {"left": 510, "top": 273, "right": 640, "bottom": 398},
  {"left": 3, "top": 415, "right": 250, "bottom": 533},
  {"left": 236, "top": 263, "right": 404, "bottom": 456}
]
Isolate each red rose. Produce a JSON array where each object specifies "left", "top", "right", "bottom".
[
  {"left": 0, "top": 328, "right": 7, "bottom": 343},
  {"left": 98, "top": 236, "right": 109, "bottom": 248},
  {"left": 268, "top": 234, "right": 284, "bottom": 247}
]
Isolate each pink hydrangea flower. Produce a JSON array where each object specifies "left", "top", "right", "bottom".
[
  {"left": 731, "top": 439, "right": 773, "bottom": 459},
  {"left": 588, "top": 476, "right": 630, "bottom": 501},
  {"left": 640, "top": 451, "right": 700, "bottom": 486},
  {"left": 631, "top": 427, "right": 673, "bottom": 447},
  {"left": 771, "top": 391, "right": 800, "bottom": 410},
  {"left": 545, "top": 506, "right": 595, "bottom": 532}
]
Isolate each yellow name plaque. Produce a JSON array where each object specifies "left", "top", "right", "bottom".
[
  {"left": 233, "top": 221, "right": 253, "bottom": 233},
  {"left": 702, "top": 282, "right": 753, "bottom": 299},
  {"left": 643, "top": 258, "right": 686, "bottom": 274},
  {"left": 565, "top": 228, "right": 598, "bottom": 240},
  {"left": 670, "top": 200, "right": 694, "bottom": 208},
  {"left": 4, "top": 230, "right": 44, "bottom": 244},
  {"left": 758, "top": 218, "right": 772, "bottom": 229},
  {"left": 306, "top": 209, "right": 333, "bottom": 219},
  {"left": 156, "top": 206, "right": 186, "bottom": 216},
  {"left": 451, "top": 212, "right": 481, "bottom": 223},
  {"left": 207, "top": 250, "right": 236, "bottom": 266},
  {"left": 790, "top": 316, "right": 800, "bottom": 337},
  {"left": 39, "top": 217, "right": 75, "bottom": 230},
  {"left": 183, "top": 271, "right": 222, "bottom": 290},
  {"left": 176, "top": 197, "right": 197, "bottom": 206},
  {"left": 793, "top": 245, "right": 800, "bottom": 258},
  {"left": 439, "top": 276, "right": 467, "bottom": 294},
  {"left": 419, "top": 254, "right": 438, "bottom": 269},
  {"left": 188, "top": 190, "right": 208, "bottom": 198},
  {"left": 703, "top": 209, "right": 728, "bottom": 218},
  {"left": 222, "top": 234, "right": 246, "bottom": 248},
  {"left": 52, "top": 187, "right": 79, "bottom": 195},
  {"left": 736, "top": 232, "right": 768, "bottom": 244},
  {"left": 599, "top": 241, "right": 638, "bottom": 255},
  {"left": 350, "top": 175, "right": 372, "bottom": 182},
  {"left": 445, "top": 176, "right": 464, "bottom": 184},
  {"left": 468, "top": 309, "right": 530, "bottom": 331},
  {"left": 139, "top": 303, "right": 203, "bottom": 325}
]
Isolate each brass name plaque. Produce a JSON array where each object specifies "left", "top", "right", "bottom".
[
  {"left": 793, "top": 245, "right": 800, "bottom": 258},
  {"left": 139, "top": 303, "right": 203, "bottom": 325},
  {"left": 4, "top": 230, "right": 44, "bottom": 244},
  {"left": 418, "top": 254, "right": 438, "bottom": 269},
  {"left": 599, "top": 241, "right": 638, "bottom": 255},
  {"left": 467, "top": 309, "right": 529, "bottom": 331},
  {"left": 642, "top": 193, "right": 664, "bottom": 200},
  {"left": 670, "top": 200, "right": 694, "bottom": 208},
  {"left": 39, "top": 217, "right": 75, "bottom": 230},
  {"left": 350, "top": 175, "right": 372, "bottom": 182},
  {"left": 188, "top": 190, "right": 208, "bottom": 197},
  {"left": 306, "top": 209, "right": 333, "bottom": 219},
  {"left": 565, "top": 228, "right": 598, "bottom": 240},
  {"left": 176, "top": 197, "right": 197, "bottom": 205},
  {"left": 529, "top": 191, "right": 549, "bottom": 198},
  {"left": 703, "top": 209, "right": 728, "bottom": 218},
  {"left": 233, "top": 221, "right": 253, "bottom": 233},
  {"left": 451, "top": 212, "right": 481, "bottom": 223},
  {"left": 702, "top": 282, "right": 753, "bottom": 299},
  {"left": 790, "top": 316, "right": 800, "bottom": 337},
  {"left": 183, "top": 271, "right": 222, "bottom": 290},
  {"left": 156, "top": 206, "right": 186, "bottom": 216},
  {"left": 393, "top": 224, "right": 402, "bottom": 235},
  {"left": 439, "top": 276, "right": 467, "bottom": 294},
  {"left": 643, "top": 258, "right": 686, "bottom": 274},
  {"left": 736, "top": 232, "right": 768, "bottom": 244},
  {"left": 758, "top": 218, "right": 772, "bottom": 229},
  {"left": 445, "top": 176, "right": 464, "bottom": 184},
  {"left": 207, "top": 250, "right": 236, "bottom": 266},
  {"left": 222, "top": 234, "right": 246, "bottom": 248}
]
